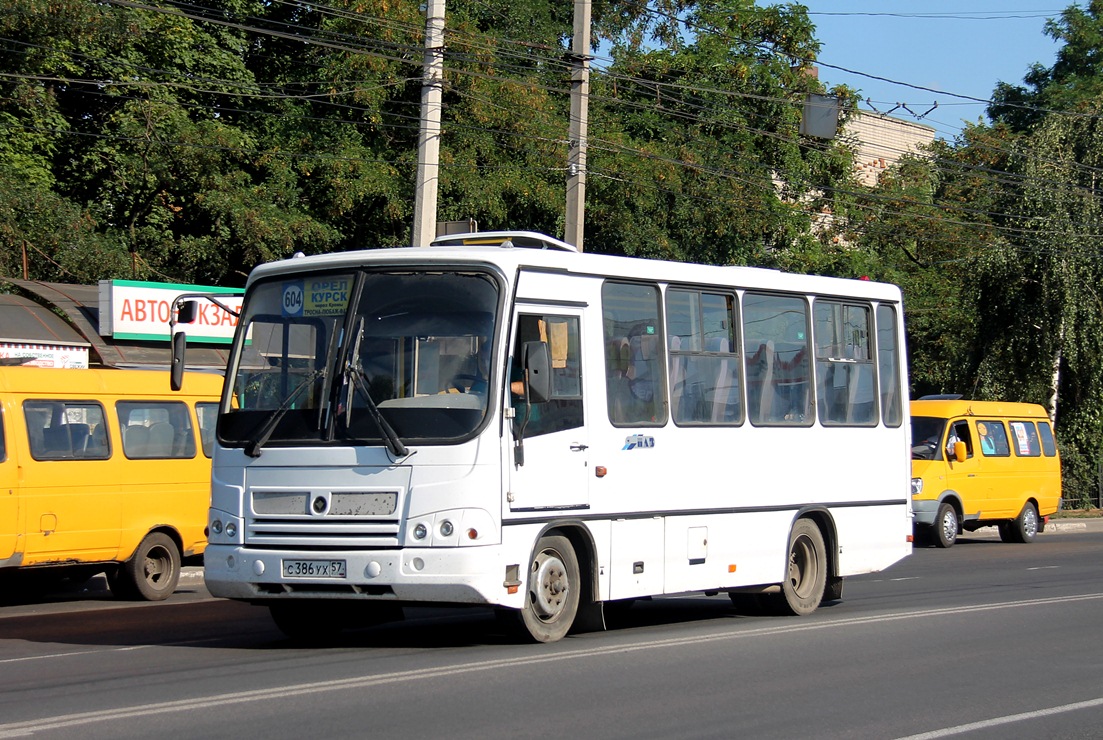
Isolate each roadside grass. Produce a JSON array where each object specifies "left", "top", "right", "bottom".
[{"left": 1053, "top": 506, "right": 1103, "bottom": 518}]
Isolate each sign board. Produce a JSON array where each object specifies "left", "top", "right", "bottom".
[
  {"left": 99, "top": 280, "right": 243, "bottom": 344},
  {"left": 0, "top": 343, "right": 89, "bottom": 368}
]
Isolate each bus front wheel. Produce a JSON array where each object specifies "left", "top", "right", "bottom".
[
  {"left": 778, "top": 519, "right": 826, "bottom": 616},
  {"left": 517, "top": 535, "right": 580, "bottom": 643},
  {"left": 110, "top": 532, "right": 180, "bottom": 601}
]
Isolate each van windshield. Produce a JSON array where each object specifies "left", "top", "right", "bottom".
[{"left": 911, "top": 416, "right": 947, "bottom": 460}]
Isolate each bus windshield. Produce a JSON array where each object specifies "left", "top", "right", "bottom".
[{"left": 220, "top": 269, "right": 501, "bottom": 450}]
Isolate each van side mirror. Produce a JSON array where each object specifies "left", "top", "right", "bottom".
[
  {"left": 952, "top": 440, "right": 967, "bottom": 463},
  {"left": 522, "top": 340, "right": 551, "bottom": 403}
]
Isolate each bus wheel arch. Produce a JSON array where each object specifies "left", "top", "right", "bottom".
[{"left": 109, "top": 528, "right": 182, "bottom": 601}]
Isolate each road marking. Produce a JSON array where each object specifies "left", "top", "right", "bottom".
[
  {"left": 2, "top": 591, "right": 1103, "bottom": 737},
  {"left": 0, "top": 645, "right": 149, "bottom": 665},
  {"left": 894, "top": 696, "right": 1103, "bottom": 739},
  {"left": 1027, "top": 565, "right": 1060, "bottom": 570}
]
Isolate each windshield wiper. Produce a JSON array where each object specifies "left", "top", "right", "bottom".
[
  {"left": 244, "top": 368, "right": 326, "bottom": 458},
  {"left": 342, "top": 319, "right": 409, "bottom": 458}
]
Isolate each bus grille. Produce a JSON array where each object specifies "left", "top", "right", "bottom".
[{"left": 246, "top": 489, "right": 401, "bottom": 548}]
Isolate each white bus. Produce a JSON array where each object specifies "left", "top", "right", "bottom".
[{"left": 181, "top": 233, "right": 912, "bottom": 642}]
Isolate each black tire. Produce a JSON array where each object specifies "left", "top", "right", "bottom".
[
  {"left": 270, "top": 602, "right": 328, "bottom": 642},
  {"left": 270, "top": 601, "right": 402, "bottom": 642},
  {"left": 934, "top": 502, "right": 958, "bottom": 548},
  {"left": 110, "top": 532, "right": 180, "bottom": 601},
  {"left": 823, "top": 574, "right": 844, "bottom": 603},
  {"left": 728, "top": 592, "right": 776, "bottom": 616},
  {"left": 516, "top": 535, "right": 580, "bottom": 643},
  {"left": 778, "top": 519, "right": 827, "bottom": 616},
  {"left": 1008, "top": 502, "right": 1040, "bottom": 543}
]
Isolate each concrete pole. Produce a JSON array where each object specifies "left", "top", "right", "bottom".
[
  {"left": 563, "top": 0, "right": 591, "bottom": 251},
  {"left": 412, "top": 0, "right": 446, "bottom": 247}
]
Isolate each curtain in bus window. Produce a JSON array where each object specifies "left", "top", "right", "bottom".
[
  {"left": 814, "top": 301, "right": 876, "bottom": 426},
  {"left": 742, "top": 293, "right": 810, "bottom": 425}
]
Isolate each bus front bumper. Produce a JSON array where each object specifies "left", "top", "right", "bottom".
[{"left": 203, "top": 544, "right": 522, "bottom": 608}]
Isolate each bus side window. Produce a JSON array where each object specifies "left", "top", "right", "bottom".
[{"left": 510, "top": 314, "right": 583, "bottom": 437}]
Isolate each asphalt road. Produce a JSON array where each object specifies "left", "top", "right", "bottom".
[{"left": 1, "top": 522, "right": 1102, "bottom": 739}]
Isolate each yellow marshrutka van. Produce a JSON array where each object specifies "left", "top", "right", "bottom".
[
  {"left": 910, "top": 398, "right": 1061, "bottom": 548},
  {"left": 0, "top": 366, "right": 222, "bottom": 599}
]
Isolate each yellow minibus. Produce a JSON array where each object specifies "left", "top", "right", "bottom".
[
  {"left": 0, "top": 365, "right": 222, "bottom": 599},
  {"left": 910, "top": 398, "right": 1062, "bottom": 548}
]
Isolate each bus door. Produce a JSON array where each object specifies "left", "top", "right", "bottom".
[
  {"left": 506, "top": 309, "right": 589, "bottom": 512},
  {"left": 0, "top": 407, "right": 17, "bottom": 561}
]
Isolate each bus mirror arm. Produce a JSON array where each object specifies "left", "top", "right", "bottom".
[{"left": 169, "top": 292, "right": 242, "bottom": 392}]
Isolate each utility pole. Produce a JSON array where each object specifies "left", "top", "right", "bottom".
[
  {"left": 411, "top": 0, "right": 446, "bottom": 247},
  {"left": 563, "top": 0, "right": 591, "bottom": 251}
]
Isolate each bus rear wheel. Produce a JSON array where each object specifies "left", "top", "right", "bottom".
[
  {"left": 517, "top": 535, "right": 580, "bottom": 643},
  {"left": 109, "top": 532, "right": 180, "bottom": 601},
  {"left": 777, "top": 519, "right": 826, "bottom": 616}
]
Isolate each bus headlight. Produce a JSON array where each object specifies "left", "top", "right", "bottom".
[
  {"left": 439, "top": 520, "right": 454, "bottom": 537},
  {"left": 911, "top": 478, "right": 923, "bottom": 496},
  {"left": 226, "top": 522, "right": 237, "bottom": 538},
  {"left": 211, "top": 519, "right": 223, "bottom": 535},
  {"left": 413, "top": 523, "right": 428, "bottom": 540}
]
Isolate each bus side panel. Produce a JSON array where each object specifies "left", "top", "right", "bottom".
[
  {"left": 661, "top": 511, "right": 793, "bottom": 595},
  {"left": 0, "top": 398, "right": 21, "bottom": 563}
]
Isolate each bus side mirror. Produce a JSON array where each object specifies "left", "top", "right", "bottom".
[
  {"left": 522, "top": 340, "right": 551, "bottom": 404},
  {"left": 952, "top": 440, "right": 967, "bottom": 463},
  {"left": 171, "top": 332, "right": 186, "bottom": 391},
  {"left": 176, "top": 299, "right": 198, "bottom": 324}
]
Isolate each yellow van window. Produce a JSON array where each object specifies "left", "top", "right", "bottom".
[
  {"left": 976, "top": 420, "right": 1010, "bottom": 457},
  {"left": 1008, "top": 421, "right": 1042, "bottom": 457},
  {"left": 24, "top": 401, "right": 110, "bottom": 461},
  {"left": 1038, "top": 421, "right": 1058, "bottom": 457},
  {"left": 117, "top": 401, "right": 196, "bottom": 459},
  {"left": 0, "top": 408, "right": 6, "bottom": 462}
]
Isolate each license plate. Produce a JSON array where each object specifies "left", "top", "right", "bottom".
[{"left": 282, "top": 559, "right": 347, "bottom": 578}]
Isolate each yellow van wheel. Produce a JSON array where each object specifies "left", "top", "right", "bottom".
[
  {"left": 934, "top": 503, "right": 958, "bottom": 548},
  {"left": 1003, "top": 502, "right": 1040, "bottom": 544},
  {"left": 109, "top": 532, "right": 181, "bottom": 601}
]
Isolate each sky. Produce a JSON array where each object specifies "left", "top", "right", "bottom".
[{"left": 799, "top": 2, "right": 1065, "bottom": 139}]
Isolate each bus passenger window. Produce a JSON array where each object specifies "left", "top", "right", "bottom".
[
  {"left": 666, "top": 288, "right": 741, "bottom": 425},
  {"left": 813, "top": 301, "right": 876, "bottom": 426},
  {"left": 602, "top": 281, "right": 667, "bottom": 426},
  {"left": 743, "top": 293, "right": 811, "bottom": 426}
]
